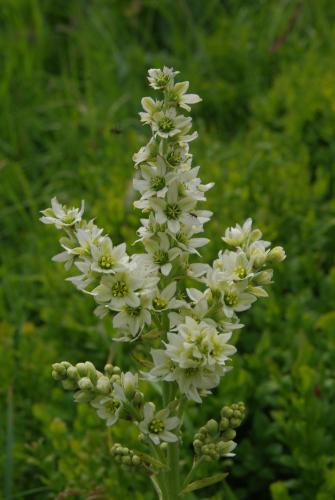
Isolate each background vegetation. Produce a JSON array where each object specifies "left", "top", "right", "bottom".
[{"left": 1, "top": 0, "right": 335, "bottom": 498}]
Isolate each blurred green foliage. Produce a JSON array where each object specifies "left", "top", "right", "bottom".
[{"left": 1, "top": 0, "right": 335, "bottom": 499}]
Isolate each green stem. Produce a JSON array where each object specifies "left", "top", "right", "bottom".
[{"left": 162, "top": 381, "right": 180, "bottom": 499}]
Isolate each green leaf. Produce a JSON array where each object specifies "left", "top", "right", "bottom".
[
  {"left": 134, "top": 450, "right": 168, "bottom": 470},
  {"left": 179, "top": 473, "right": 228, "bottom": 495}
]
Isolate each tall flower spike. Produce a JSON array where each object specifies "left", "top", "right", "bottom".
[{"left": 42, "top": 67, "right": 285, "bottom": 499}]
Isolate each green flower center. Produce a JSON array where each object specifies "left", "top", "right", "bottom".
[
  {"left": 99, "top": 255, "right": 114, "bottom": 269},
  {"left": 125, "top": 305, "right": 142, "bottom": 317},
  {"left": 150, "top": 176, "right": 165, "bottom": 191},
  {"left": 184, "top": 367, "right": 198, "bottom": 377},
  {"left": 153, "top": 250, "right": 169, "bottom": 265},
  {"left": 176, "top": 231, "right": 188, "bottom": 244},
  {"left": 234, "top": 266, "right": 246, "bottom": 279},
  {"left": 153, "top": 297, "right": 168, "bottom": 310},
  {"left": 159, "top": 117, "right": 174, "bottom": 132},
  {"left": 166, "top": 203, "right": 181, "bottom": 220},
  {"left": 104, "top": 399, "right": 120, "bottom": 413},
  {"left": 224, "top": 291, "right": 238, "bottom": 307},
  {"left": 167, "top": 149, "right": 182, "bottom": 166},
  {"left": 148, "top": 418, "right": 165, "bottom": 434},
  {"left": 112, "top": 280, "right": 128, "bottom": 297},
  {"left": 155, "top": 74, "right": 169, "bottom": 87},
  {"left": 62, "top": 213, "right": 75, "bottom": 224}
]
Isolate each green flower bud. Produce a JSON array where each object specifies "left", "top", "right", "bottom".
[
  {"left": 160, "top": 442, "right": 168, "bottom": 451},
  {"left": 254, "top": 269, "right": 273, "bottom": 285},
  {"left": 267, "top": 246, "right": 286, "bottom": 264},
  {"left": 133, "top": 391, "right": 144, "bottom": 404},
  {"left": 78, "top": 377, "right": 94, "bottom": 391},
  {"left": 104, "top": 363, "right": 114, "bottom": 376},
  {"left": 220, "top": 417, "right": 229, "bottom": 430},
  {"left": 96, "top": 376, "right": 111, "bottom": 394},
  {"left": 112, "top": 366, "right": 121, "bottom": 374},
  {"left": 62, "top": 379, "right": 77, "bottom": 391},
  {"left": 193, "top": 439, "right": 202, "bottom": 450},
  {"left": 122, "top": 456, "right": 132, "bottom": 465},
  {"left": 51, "top": 363, "right": 67, "bottom": 380},
  {"left": 230, "top": 418, "right": 241, "bottom": 428},
  {"left": 222, "top": 429, "right": 236, "bottom": 441},
  {"left": 84, "top": 361, "right": 97, "bottom": 382},
  {"left": 132, "top": 455, "right": 141, "bottom": 466},
  {"left": 206, "top": 419, "right": 218, "bottom": 435},
  {"left": 67, "top": 366, "right": 79, "bottom": 380},
  {"left": 250, "top": 228, "right": 262, "bottom": 242},
  {"left": 221, "top": 406, "right": 233, "bottom": 418},
  {"left": 74, "top": 390, "right": 95, "bottom": 403},
  {"left": 76, "top": 363, "right": 87, "bottom": 377}
]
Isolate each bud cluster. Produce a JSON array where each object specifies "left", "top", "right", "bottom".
[
  {"left": 52, "top": 361, "right": 121, "bottom": 401},
  {"left": 193, "top": 402, "right": 246, "bottom": 462},
  {"left": 111, "top": 443, "right": 143, "bottom": 469},
  {"left": 219, "top": 401, "right": 246, "bottom": 439}
]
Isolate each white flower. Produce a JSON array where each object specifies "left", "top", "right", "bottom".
[
  {"left": 147, "top": 66, "right": 179, "bottom": 90},
  {"left": 139, "top": 97, "right": 163, "bottom": 125},
  {"left": 165, "top": 142, "right": 192, "bottom": 169},
  {"left": 141, "top": 232, "right": 181, "bottom": 276},
  {"left": 91, "top": 237, "right": 129, "bottom": 274},
  {"left": 67, "top": 260, "right": 97, "bottom": 291},
  {"left": 222, "top": 218, "right": 254, "bottom": 247},
  {"left": 213, "top": 250, "right": 253, "bottom": 281},
  {"left": 133, "top": 156, "right": 170, "bottom": 200},
  {"left": 152, "top": 282, "right": 185, "bottom": 311},
  {"left": 133, "top": 138, "right": 159, "bottom": 167},
  {"left": 166, "top": 80, "right": 202, "bottom": 111},
  {"left": 221, "top": 282, "right": 257, "bottom": 318},
  {"left": 113, "top": 294, "right": 152, "bottom": 338},
  {"left": 40, "top": 197, "right": 84, "bottom": 229},
  {"left": 148, "top": 317, "right": 236, "bottom": 403},
  {"left": 113, "top": 371, "right": 138, "bottom": 399},
  {"left": 150, "top": 182, "right": 196, "bottom": 233},
  {"left": 151, "top": 108, "right": 192, "bottom": 139},
  {"left": 92, "top": 269, "right": 142, "bottom": 309},
  {"left": 166, "top": 317, "right": 236, "bottom": 369},
  {"left": 91, "top": 393, "right": 123, "bottom": 426},
  {"left": 139, "top": 403, "right": 179, "bottom": 445}
]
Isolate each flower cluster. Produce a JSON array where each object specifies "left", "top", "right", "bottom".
[
  {"left": 42, "top": 67, "right": 285, "bottom": 497},
  {"left": 52, "top": 361, "right": 143, "bottom": 426},
  {"left": 193, "top": 402, "right": 246, "bottom": 462},
  {"left": 43, "top": 67, "right": 285, "bottom": 407}
]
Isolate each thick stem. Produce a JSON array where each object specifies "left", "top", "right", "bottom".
[{"left": 161, "top": 381, "right": 180, "bottom": 499}]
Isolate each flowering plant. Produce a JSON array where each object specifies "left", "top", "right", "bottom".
[{"left": 41, "top": 66, "right": 285, "bottom": 498}]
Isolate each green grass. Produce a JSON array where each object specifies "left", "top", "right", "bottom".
[{"left": 1, "top": 1, "right": 335, "bottom": 498}]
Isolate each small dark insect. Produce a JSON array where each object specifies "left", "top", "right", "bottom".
[{"left": 110, "top": 127, "right": 123, "bottom": 135}]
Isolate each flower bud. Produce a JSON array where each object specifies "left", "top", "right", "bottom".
[
  {"left": 222, "top": 429, "right": 236, "bottom": 441},
  {"left": 122, "top": 372, "right": 138, "bottom": 398},
  {"left": 132, "top": 455, "right": 141, "bottom": 466},
  {"left": 67, "top": 366, "right": 79, "bottom": 380},
  {"left": 206, "top": 419, "right": 218, "bottom": 436},
  {"left": 84, "top": 362, "right": 97, "bottom": 382},
  {"left": 104, "top": 363, "right": 114, "bottom": 376},
  {"left": 160, "top": 442, "right": 168, "bottom": 451},
  {"left": 219, "top": 417, "right": 229, "bottom": 431},
  {"left": 76, "top": 362, "right": 88, "bottom": 377},
  {"left": 267, "top": 246, "right": 286, "bottom": 264},
  {"left": 62, "top": 379, "right": 77, "bottom": 391},
  {"left": 78, "top": 377, "right": 94, "bottom": 391},
  {"left": 52, "top": 363, "right": 67, "bottom": 380},
  {"left": 133, "top": 391, "right": 144, "bottom": 404},
  {"left": 96, "top": 376, "right": 111, "bottom": 394},
  {"left": 221, "top": 406, "right": 233, "bottom": 418},
  {"left": 254, "top": 270, "right": 273, "bottom": 285}
]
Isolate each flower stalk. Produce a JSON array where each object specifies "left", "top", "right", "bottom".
[{"left": 41, "top": 66, "right": 285, "bottom": 498}]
